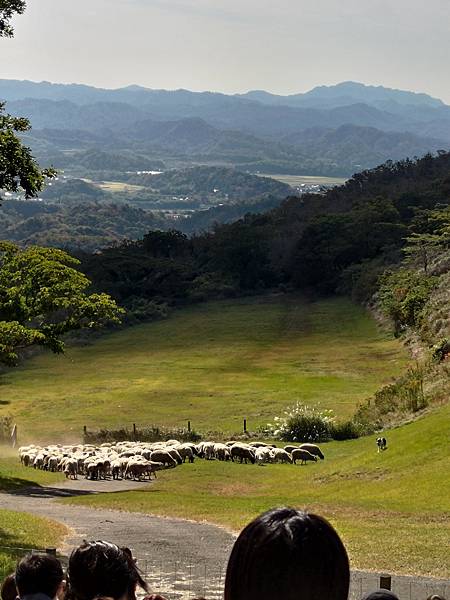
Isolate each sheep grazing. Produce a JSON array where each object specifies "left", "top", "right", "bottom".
[
  {"left": 111, "top": 459, "right": 122, "bottom": 480},
  {"left": 167, "top": 448, "right": 183, "bottom": 465},
  {"left": 125, "top": 461, "right": 148, "bottom": 481},
  {"left": 283, "top": 445, "right": 298, "bottom": 454},
  {"left": 18, "top": 437, "right": 327, "bottom": 483},
  {"left": 299, "top": 443, "right": 325, "bottom": 460},
  {"left": 272, "top": 448, "right": 293, "bottom": 464},
  {"left": 150, "top": 450, "right": 177, "bottom": 468},
  {"left": 146, "top": 461, "right": 165, "bottom": 479},
  {"left": 64, "top": 459, "right": 78, "bottom": 480},
  {"left": 177, "top": 444, "right": 195, "bottom": 463},
  {"left": 291, "top": 449, "right": 318, "bottom": 465},
  {"left": 230, "top": 444, "right": 256, "bottom": 465},
  {"left": 254, "top": 447, "right": 273, "bottom": 466},
  {"left": 214, "top": 443, "right": 231, "bottom": 461}
]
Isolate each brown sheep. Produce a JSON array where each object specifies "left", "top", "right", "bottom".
[
  {"left": 284, "top": 445, "right": 299, "bottom": 454},
  {"left": 291, "top": 449, "right": 318, "bottom": 465},
  {"left": 230, "top": 444, "right": 256, "bottom": 464},
  {"left": 299, "top": 443, "right": 325, "bottom": 460},
  {"left": 125, "top": 462, "right": 148, "bottom": 481},
  {"left": 150, "top": 450, "right": 177, "bottom": 468}
]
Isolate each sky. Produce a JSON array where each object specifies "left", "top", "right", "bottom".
[{"left": 1, "top": 0, "right": 450, "bottom": 102}]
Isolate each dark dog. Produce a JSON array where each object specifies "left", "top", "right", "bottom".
[{"left": 376, "top": 437, "right": 387, "bottom": 452}]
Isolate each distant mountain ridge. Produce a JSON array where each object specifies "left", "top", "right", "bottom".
[
  {"left": 1, "top": 78, "right": 445, "bottom": 108},
  {"left": 238, "top": 81, "right": 445, "bottom": 109},
  {"left": 1, "top": 79, "right": 449, "bottom": 176}
]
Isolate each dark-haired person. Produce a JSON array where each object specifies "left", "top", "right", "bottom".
[
  {"left": 225, "top": 507, "right": 350, "bottom": 600},
  {"left": 66, "top": 541, "right": 147, "bottom": 600},
  {"left": 15, "top": 554, "right": 64, "bottom": 600},
  {"left": 1, "top": 574, "right": 17, "bottom": 600},
  {"left": 361, "top": 591, "right": 399, "bottom": 600}
]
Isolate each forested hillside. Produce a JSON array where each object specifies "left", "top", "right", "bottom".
[
  {"left": 82, "top": 152, "right": 450, "bottom": 305},
  {"left": 0, "top": 201, "right": 167, "bottom": 251},
  {"left": 0, "top": 167, "right": 294, "bottom": 248},
  {"left": 79, "top": 152, "right": 450, "bottom": 426}
]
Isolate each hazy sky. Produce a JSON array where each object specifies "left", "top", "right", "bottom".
[{"left": 1, "top": 0, "right": 450, "bottom": 101}]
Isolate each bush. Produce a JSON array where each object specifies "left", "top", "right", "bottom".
[
  {"left": 431, "top": 338, "right": 450, "bottom": 363},
  {"left": 330, "top": 420, "right": 361, "bottom": 440},
  {"left": 125, "top": 298, "right": 169, "bottom": 324},
  {"left": 267, "top": 402, "right": 334, "bottom": 443},
  {"left": 378, "top": 269, "right": 437, "bottom": 335},
  {"left": 84, "top": 425, "right": 201, "bottom": 444}
]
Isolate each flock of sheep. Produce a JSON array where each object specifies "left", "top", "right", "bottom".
[{"left": 17, "top": 440, "right": 325, "bottom": 482}]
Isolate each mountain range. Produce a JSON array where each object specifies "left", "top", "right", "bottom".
[{"left": 1, "top": 80, "right": 449, "bottom": 176}]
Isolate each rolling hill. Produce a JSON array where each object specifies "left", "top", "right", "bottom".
[
  {"left": 2, "top": 79, "right": 449, "bottom": 177},
  {"left": 0, "top": 295, "right": 409, "bottom": 442}
]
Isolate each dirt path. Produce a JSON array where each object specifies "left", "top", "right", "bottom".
[
  {"left": 0, "top": 478, "right": 235, "bottom": 567},
  {"left": 1, "top": 479, "right": 449, "bottom": 600}
]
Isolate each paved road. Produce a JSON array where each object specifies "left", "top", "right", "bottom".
[{"left": 1, "top": 479, "right": 449, "bottom": 600}]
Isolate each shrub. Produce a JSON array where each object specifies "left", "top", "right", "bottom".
[
  {"left": 125, "top": 298, "right": 169, "bottom": 324},
  {"left": 84, "top": 425, "right": 201, "bottom": 444},
  {"left": 431, "top": 338, "right": 450, "bottom": 363},
  {"left": 267, "top": 402, "right": 334, "bottom": 443},
  {"left": 330, "top": 420, "right": 361, "bottom": 440},
  {"left": 378, "top": 269, "right": 437, "bottom": 335}
]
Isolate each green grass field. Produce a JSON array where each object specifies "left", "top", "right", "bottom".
[
  {"left": 96, "top": 181, "right": 145, "bottom": 193},
  {"left": 0, "top": 295, "right": 448, "bottom": 577},
  {"left": 64, "top": 402, "right": 450, "bottom": 577},
  {"left": 0, "top": 509, "right": 67, "bottom": 579},
  {"left": 0, "top": 447, "right": 65, "bottom": 492},
  {"left": 258, "top": 174, "right": 348, "bottom": 187},
  {"left": 0, "top": 296, "right": 409, "bottom": 442}
]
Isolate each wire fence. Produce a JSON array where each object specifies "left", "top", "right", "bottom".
[{"left": 1, "top": 546, "right": 449, "bottom": 600}]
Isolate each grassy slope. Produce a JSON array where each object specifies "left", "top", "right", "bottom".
[
  {"left": 0, "top": 296, "right": 408, "bottom": 442},
  {"left": 65, "top": 402, "right": 450, "bottom": 578},
  {"left": 0, "top": 447, "right": 65, "bottom": 492},
  {"left": 0, "top": 509, "right": 67, "bottom": 579}
]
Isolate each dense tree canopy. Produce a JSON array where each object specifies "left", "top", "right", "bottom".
[
  {"left": 0, "top": 2, "right": 55, "bottom": 201},
  {"left": 0, "top": 242, "right": 123, "bottom": 364},
  {"left": 0, "top": 103, "right": 56, "bottom": 200},
  {"left": 0, "top": 0, "right": 25, "bottom": 37}
]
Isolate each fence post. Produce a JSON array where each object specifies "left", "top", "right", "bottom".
[
  {"left": 83, "top": 425, "right": 87, "bottom": 438},
  {"left": 133, "top": 423, "right": 137, "bottom": 439},
  {"left": 379, "top": 575, "right": 391, "bottom": 590},
  {"left": 187, "top": 420, "right": 191, "bottom": 432},
  {"left": 243, "top": 418, "right": 247, "bottom": 433}
]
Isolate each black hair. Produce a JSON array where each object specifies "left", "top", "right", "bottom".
[
  {"left": 225, "top": 507, "right": 350, "bottom": 600},
  {"left": 1, "top": 574, "right": 17, "bottom": 600},
  {"left": 67, "top": 541, "right": 147, "bottom": 600},
  {"left": 15, "top": 554, "right": 63, "bottom": 599},
  {"left": 361, "top": 592, "right": 400, "bottom": 600}
]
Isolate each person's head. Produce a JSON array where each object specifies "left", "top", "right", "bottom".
[
  {"left": 1, "top": 574, "right": 17, "bottom": 600},
  {"left": 225, "top": 507, "right": 350, "bottom": 600},
  {"left": 67, "top": 541, "right": 147, "bottom": 600},
  {"left": 361, "top": 591, "right": 399, "bottom": 600},
  {"left": 15, "top": 554, "right": 64, "bottom": 600}
]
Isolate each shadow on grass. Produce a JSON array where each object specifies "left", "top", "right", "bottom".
[
  {"left": 8, "top": 485, "right": 98, "bottom": 498},
  {"left": 0, "top": 475, "right": 49, "bottom": 493},
  {"left": 1, "top": 475, "right": 152, "bottom": 497},
  {"left": 0, "top": 477, "right": 97, "bottom": 497}
]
